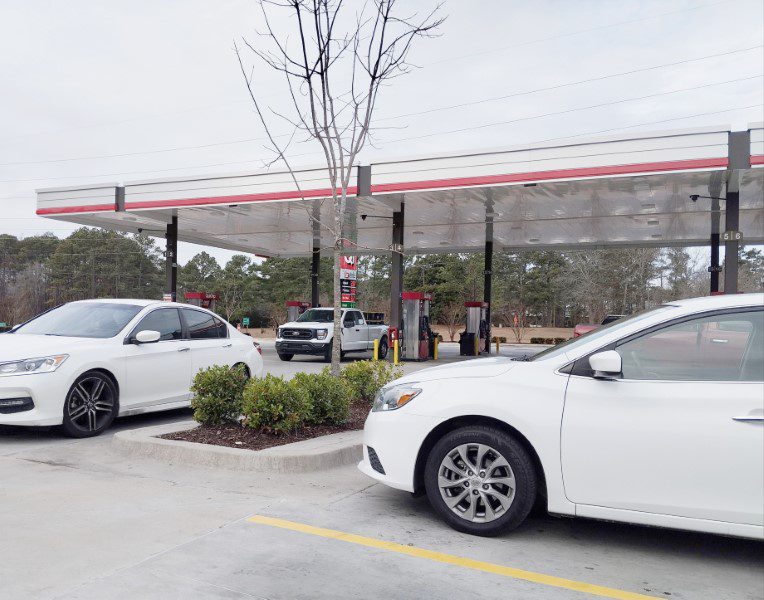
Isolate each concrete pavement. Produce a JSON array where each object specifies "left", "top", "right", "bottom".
[
  {"left": 1, "top": 344, "right": 761, "bottom": 599},
  {"left": 1, "top": 418, "right": 761, "bottom": 599}
]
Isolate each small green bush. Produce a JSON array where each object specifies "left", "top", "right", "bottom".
[
  {"left": 553, "top": 337, "right": 568, "bottom": 344},
  {"left": 293, "top": 369, "right": 350, "bottom": 425},
  {"left": 190, "top": 364, "right": 248, "bottom": 425},
  {"left": 529, "top": 337, "right": 543, "bottom": 344},
  {"left": 341, "top": 360, "right": 402, "bottom": 404},
  {"left": 491, "top": 336, "right": 508, "bottom": 343},
  {"left": 242, "top": 374, "right": 310, "bottom": 434}
]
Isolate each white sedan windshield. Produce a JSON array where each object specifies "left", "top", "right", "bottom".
[
  {"left": 529, "top": 305, "right": 675, "bottom": 361},
  {"left": 15, "top": 302, "right": 144, "bottom": 338}
]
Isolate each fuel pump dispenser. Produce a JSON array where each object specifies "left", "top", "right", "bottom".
[
  {"left": 285, "top": 300, "right": 311, "bottom": 322},
  {"left": 401, "top": 292, "right": 434, "bottom": 361},
  {"left": 460, "top": 301, "right": 488, "bottom": 356},
  {"left": 184, "top": 292, "right": 220, "bottom": 311}
]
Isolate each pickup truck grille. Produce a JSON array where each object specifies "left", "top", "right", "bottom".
[{"left": 281, "top": 328, "right": 313, "bottom": 340}]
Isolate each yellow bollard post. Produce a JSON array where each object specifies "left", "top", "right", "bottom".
[
  {"left": 474, "top": 335, "right": 479, "bottom": 357},
  {"left": 495, "top": 337, "right": 500, "bottom": 354},
  {"left": 393, "top": 339, "right": 399, "bottom": 365},
  {"left": 373, "top": 338, "right": 379, "bottom": 361},
  {"left": 433, "top": 336, "right": 439, "bottom": 361}
]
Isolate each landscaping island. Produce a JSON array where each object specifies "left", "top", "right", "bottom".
[
  {"left": 160, "top": 360, "right": 399, "bottom": 452},
  {"left": 162, "top": 402, "right": 368, "bottom": 451}
]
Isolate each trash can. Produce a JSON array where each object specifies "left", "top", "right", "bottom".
[{"left": 459, "top": 332, "right": 475, "bottom": 356}]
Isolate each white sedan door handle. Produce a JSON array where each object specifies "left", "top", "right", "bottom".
[
  {"left": 178, "top": 347, "right": 190, "bottom": 352},
  {"left": 222, "top": 343, "right": 233, "bottom": 348},
  {"left": 732, "top": 416, "right": 764, "bottom": 422}
]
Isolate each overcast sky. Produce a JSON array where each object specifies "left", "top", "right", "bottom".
[{"left": 1, "top": 0, "right": 762, "bottom": 265}]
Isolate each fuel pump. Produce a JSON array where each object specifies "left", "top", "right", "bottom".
[
  {"left": 401, "top": 292, "right": 433, "bottom": 361},
  {"left": 184, "top": 292, "right": 220, "bottom": 311},
  {"left": 285, "top": 300, "right": 311, "bottom": 322},
  {"left": 460, "top": 301, "right": 488, "bottom": 356}
]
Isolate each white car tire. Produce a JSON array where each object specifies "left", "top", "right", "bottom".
[{"left": 424, "top": 425, "right": 537, "bottom": 536}]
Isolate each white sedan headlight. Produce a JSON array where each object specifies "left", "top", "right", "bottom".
[
  {"left": 372, "top": 383, "right": 422, "bottom": 412},
  {"left": 0, "top": 355, "right": 68, "bottom": 377}
]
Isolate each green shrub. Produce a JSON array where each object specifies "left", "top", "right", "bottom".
[
  {"left": 293, "top": 369, "right": 350, "bottom": 425},
  {"left": 529, "top": 337, "right": 543, "bottom": 344},
  {"left": 190, "top": 364, "right": 248, "bottom": 425},
  {"left": 553, "top": 337, "right": 568, "bottom": 344},
  {"left": 341, "top": 360, "right": 402, "bottom": 404},
  {"left": 242, "top": 374, "right": 310, "bottom": 434},
  {"left": 491, "top": 336, "right": 507, "bottom": 343}
]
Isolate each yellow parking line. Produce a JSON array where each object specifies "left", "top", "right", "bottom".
[{"left": 247, "top": 515, "right": 660, "bottom": 600}]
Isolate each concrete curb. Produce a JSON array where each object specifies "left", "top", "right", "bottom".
[{"left": 112, "top": 420, "right": 363, "bottom": 473}]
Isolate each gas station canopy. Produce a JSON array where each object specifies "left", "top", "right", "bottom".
[{"left": 36, "top": 125, "right": 764, "bottom": 256}]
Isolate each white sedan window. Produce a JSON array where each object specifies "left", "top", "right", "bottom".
[{"left": 616, "top": 310, "right": 763, "bottom": 382}]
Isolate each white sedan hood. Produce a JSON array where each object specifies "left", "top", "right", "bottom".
[
  {"left": 0, "top": 334, "right": 107, "bottom": 362},
  {"left": 394, "top": 356, "right": 517, "bottom": 384}
]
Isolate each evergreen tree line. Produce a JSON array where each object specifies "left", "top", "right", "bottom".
[{"left": 1, "top": 227, "right": 762, "bottom": 328}]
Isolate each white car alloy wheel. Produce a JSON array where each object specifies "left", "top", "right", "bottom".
[
  {"left": 424, "top": 426, "right": 537, "bottom": 536},
  {"left": 438, "top": 442, "right": 517, "bottom": 523},
  {"left": 62, "top": 371, "right": 118, "bottom": 437}
]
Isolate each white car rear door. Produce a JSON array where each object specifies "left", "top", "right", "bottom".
[
  {"left": 181, "top": 308, "right": 233, "bottom": 379},
  {"left": 562, "top": 308, "right": 764, "bottom": 526}
]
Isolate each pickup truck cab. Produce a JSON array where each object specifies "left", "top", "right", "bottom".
[{"left": 276, "top": 307, "right": 389, "bottom": 362}]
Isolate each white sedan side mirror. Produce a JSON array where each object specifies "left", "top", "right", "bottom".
[
  {"left": 134, "top": 330, "right": 161, "bottom": 344},
  {"left": 589, "top": 350, "right": 622, "bottom": 380}
]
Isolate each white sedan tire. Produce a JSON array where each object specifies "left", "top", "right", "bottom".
[{"left": 424, "top": 425, "right": 537, "bottom": 536}]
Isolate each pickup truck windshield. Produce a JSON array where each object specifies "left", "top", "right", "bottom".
[{"left": 297, "top": 309, "right": 335, "bottom": 323}]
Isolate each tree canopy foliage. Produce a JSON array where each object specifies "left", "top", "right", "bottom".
[{"left": 1, "top": 227, "right": 761, "bottom": 329}]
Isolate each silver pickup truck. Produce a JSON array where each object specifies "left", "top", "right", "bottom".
[{"left": 275, "top": 307, "right": 389, "bottom": 362}]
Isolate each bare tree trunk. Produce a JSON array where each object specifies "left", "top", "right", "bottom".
[{"left": 331, "top": 245, "right": 342, "bottom": 373}]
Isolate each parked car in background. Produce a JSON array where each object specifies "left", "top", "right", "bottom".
[
  {"left": 573, "top": 314, "right": 625, "bottom": 337},
  {"left": 276, "top": 307, "right": 389, "bottom": 362},
  {"left": 0, "top": 299, "right": 263, "bottom": 437},
  {"left": 359, "top": 294, "right": 764, "bottom": 539}
]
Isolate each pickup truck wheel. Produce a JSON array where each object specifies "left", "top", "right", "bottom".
[
  {"left": 424, "top": 426, "right": 537, "bottom": 536},
  {"left": 277, "top": 353, "right": 293, "bottom": 361},
  {"left": 378, "top": 337, "right": 389, "bottom": 359}
]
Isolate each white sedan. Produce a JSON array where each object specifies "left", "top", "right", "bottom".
[
  {"left": 0, "top": 299, "right": 263, "bottom": 437},
  {"left": 359, "top": 293, "right": 764, "bottom": 539}
]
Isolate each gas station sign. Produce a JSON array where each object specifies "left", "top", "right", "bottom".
[{"left": 340, "top": 255, "right": 357, "bottom": 307}]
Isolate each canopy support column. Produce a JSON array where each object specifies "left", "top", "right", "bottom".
[
  {"left": 710, "top": 196, "right": 721, "bottom": 294},
  {"left": 311, "top": 204, "right": 320, "bottom": 307},
  {"left": 723, "top": 131, "right": 750, "bottom": 294},
  {"left": 165, "top": 215, "right": 178, "bottom": 302},
  {"left": 390, "top": 202, "right": 405, "bottom": 332},
  {"left": 484, "top": 213, "right": 494, "bottom": 354},
  {"left": 723, "top": 191, "right": 739, "bottom": 294}
]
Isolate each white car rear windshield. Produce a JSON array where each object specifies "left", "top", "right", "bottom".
[{"left": 14, "top": 302, "right": 144, "bottom": 338}]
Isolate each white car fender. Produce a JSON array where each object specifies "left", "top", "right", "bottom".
[{"left": 405, "top": 368, "right": 575, "bottom": 516}]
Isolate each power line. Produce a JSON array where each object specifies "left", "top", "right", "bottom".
[
  {"left": 1, "top": 80, "right": 760, "bottom": 188},
  {"left": 376, "top": 45, "right": 764, "bottom": 122},
  {"left": 1, "top": 45, "right": 760, "bottom": 169},
  {"left": 383, "top": 75, "right": 763, "bottom": 144},
  {"left": 425, "top": 0, "right": 738, "bottom": 66},
  {"left": 0, "top": 0, "right": 739, "bottom": 147}
]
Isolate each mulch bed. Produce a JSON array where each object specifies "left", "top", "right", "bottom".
[{"left": 160, "top": 402, "right": 369, "bottom": 452}]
